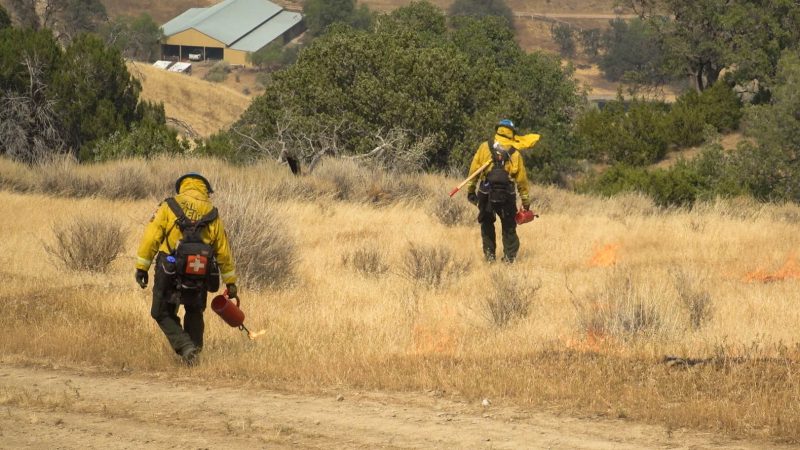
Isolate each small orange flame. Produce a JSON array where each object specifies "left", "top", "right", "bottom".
[
  {"left": 563, "top": 330, "right": 611, "bottom": 353},
  {"left": 410, "top": 323, "right": 460, "bottom": 355},
  {"left": 247, "top": 329, "right": 268, "bottom": 340},
  {"left": 744, "top": 254, "right": 800, "bottom": 283},
  {"left": 588, "top": 244, "right": 620, "bottom": 267}
]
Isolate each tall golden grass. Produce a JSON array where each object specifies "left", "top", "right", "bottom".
[{"left": 2, "top": 156, "right": 800, "bottom": 442}]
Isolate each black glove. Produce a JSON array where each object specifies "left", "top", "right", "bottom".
[
  {"left": 226, "top": 283, "right": 238, "bottom": 300},
  {"left": 135, "top": 269, "right": 148, "bottom": 289},
  {"left": 467, "top": 192, "right": 478, "bottom": 206}
]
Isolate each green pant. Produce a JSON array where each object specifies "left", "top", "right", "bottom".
[
  {"left": 477, "top": 191, "right": 520, "bottom": 262},
  {"left": 150, "top": 253, "right": 207, "bottom": 355}
]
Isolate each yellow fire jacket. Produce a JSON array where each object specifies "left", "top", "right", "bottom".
[
  {"left": 466, "top": 132, "right": 540, "bottom": 206},
  {"left": 135, "top": 177, "right": 237, "bottom": 284}
]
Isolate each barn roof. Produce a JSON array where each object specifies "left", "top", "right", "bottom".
[
  {"left": 230, "top": 11, "right": 303, "bottom": 52},
  {"left": 162, "top": 0, "right": 296, "bottom": 49}
]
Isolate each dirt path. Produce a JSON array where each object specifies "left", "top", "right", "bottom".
[
  {"left": 514, "top": 12, "right": 638, "bottom": 19},
  {"left": 0, "top": 364, "right": 788, "bottom": 450}
]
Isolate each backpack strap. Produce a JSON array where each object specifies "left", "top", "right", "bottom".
[
  {"left": 165, "top": 198, "right": 218, "bottom": 227},
  {"left": 165, "top": 197, "right": 187, "bottom": 223},
  {"left": 163, "top": 197, "right": 218, "bottom": 250}
]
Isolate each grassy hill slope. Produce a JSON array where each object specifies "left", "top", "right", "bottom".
[{"left": 129, "top": 61, "right": 251, "bottom": 137}]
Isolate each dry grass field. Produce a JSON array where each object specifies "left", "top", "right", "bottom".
[
  {"left": 102, "top": 0, "right": 217, "bottom": 23},
  {"left": 129, "top": 61, "right": 251, "bottom": 137},
  {"left": 1, "top": 156, "right": 800, "bottom": 443}
]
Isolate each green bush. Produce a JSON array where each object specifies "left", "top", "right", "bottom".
[
  {"left": 204, "top": 61, "right": 229, "bottom": 83},
  {"left": 576, "top": 98, "right": 670, "bottom": 166},
  {"left": 449, "top": 0, "right": 514, "bottom": 31},
  {"left": 667, "top": 81, "right": 742, "bottom": 147},
  {"left": 551, "top": 23, "right": 575, "bottom": 57},
  {"left": 303, "top": 0, "right": 373, "bottom": 37},
  {"left": 194, "top": 131, "right": 252, "bottom": 163},
  {"left": 599, "top": 18, "right": 666, "bottom": 84},
  {"left": 90, "top": 121, "right": 188, "bottom": 161},
  {"left": 581, "top": 140, "right": 750, "bottom": 208},
  {"left": 646, "top": 161, "right": 704, "bottom": 207},
  {"left": 232, "top": 4, "right": 583, "bottom": 179}
]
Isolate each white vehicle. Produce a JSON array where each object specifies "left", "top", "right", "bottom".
[{"left": 188, "top": 52, "right": 203, "bottom": 61}]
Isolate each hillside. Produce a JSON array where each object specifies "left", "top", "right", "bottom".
[
  {"left": 107, "top": 0, "right": 638, "bottom": 103},
  {"left": 129, "top": 61, "right": 251, "bottom": 137},
  {"left": 103, "top": 0, "right": 217, "bottom": 24},
  {"left": 103, "top": 0, "right": 620, "bottom": 57}
]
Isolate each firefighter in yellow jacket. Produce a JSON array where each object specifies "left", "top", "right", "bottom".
[
  {"left": 135, "top": 173, "right": 237, "bottom": 365},
  {"left": 466, "top": 119, "right": 540, "bottom": 262}
]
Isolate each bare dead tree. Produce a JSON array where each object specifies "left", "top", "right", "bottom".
[
  {"left": 226, "top": 91, "right": 432, "bottom": 173},
  {"left": 0, "top": 55, "right": 66, "bottom": 163},
  {"left": 346, "top": 128, "right": 432, "bottom": 173}
]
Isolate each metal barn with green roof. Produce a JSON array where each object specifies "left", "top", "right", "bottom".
[{"left": 161, "top": 0, "right": 304, "bottom": 67}]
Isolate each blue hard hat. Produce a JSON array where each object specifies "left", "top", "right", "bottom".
[
  {"left": 495, "top": 119, "right": 517, "bottom": 138},
  {"left": 497, "top": 119, "right": 515, "bottom": 129},
  {"left": 175, "top": 172, "right": 214, "bottom": 193}
]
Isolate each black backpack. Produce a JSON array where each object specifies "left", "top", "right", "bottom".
[
  {"left": 485, "top": 140, "right": 515, "bottom": 204},
  {"left": 164, "top": 198, "right": 221, "bottom": 292}
]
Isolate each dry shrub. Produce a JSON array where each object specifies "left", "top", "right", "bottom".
[
  {"left": 430, "top": 194, "right": 472, "bottom": 227},
  {"left": 574, "top": 269, "right": 676, "bottom": 340},
  {"left": 98, "top": 160, "right": 168, "bottom": 200},
  {"left": 214, "top": 184, "right": 297, "bottom": 289},
  {"left": 671, "top": 268, "right": 713, "bottom": 330},
  {"left": 309, "top": 158, "right": 434, "bottom": 206},
  {"left": 0, "top": 157, "right": 37, "bottom": 192},
  {"left": 402, "top": 242, "right": 469, "bottom": 287},
  {"left": 342, "top": 246, "right": 389, "bottom": 277},
  {"left": 312, "top": 158, "right": 369, "bottom": 201},
  {"left": 483, "top": 269, "right": 541, "bottom": 327},
  {"left": 43, "top": 216, "right": 126, "bottom": 272},
  {"left": 360, "top": 174, "right": 431, "bottom": 206},
  {"left": 36, "top": 157, "right": 102, "bottom": 197}
]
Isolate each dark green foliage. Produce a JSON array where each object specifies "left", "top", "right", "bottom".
[
  {"left": 195, "top": 132, "right": 254, "bottom": 164},
  {"left": 100, "top": 13, "right": 162, "bottom": 62},
  {"left": 0, "top": 26, "right": 176, "bottom": 163},
  {"left": 247, "top": 41, "right": 299, "bottom": 70},
  {"left": 448, "top": 0, "right": 514, "bottom": 31},
  {"left": 89, "top": 120, "right": 187, "bottom": 161},
  {"left": 0, "top": 27, "right": 62, "bottom": 91},
  {"left": 0, "top": 5, "right": 11, "bottom": 29},
  {"left": 380, "top": 1, "right": 446, "bottom": 37},
  {"left": 629, "top": 0, "right": 800, "bottom": 92},
  {"left": 580, "top": 141, "right": 749, "bottom": 207},
  {"left": 667, "top": 81, "right": 742, "bottom": 147},
  {"left": 576, "top": 98, "right": 670, "bottom": 166},
  {"left": 731, "top": 51, "right": 800, "bottom": 202},
  {"left": 579, "top": 28, "right": 602, "bottom": 60},
  {"left": 550, "top": 23, "right": 575, "bottom": 57},
  {"left": 599, "top": 18, "right": 665, "bottom": 84},
  {"left": 581, "top": 160, "right": 710, "bottom": 208},
  {"left": 52, "top": 34, "right": 141, "bottom": 154},
  {"left": 303, "top": 0, "right": 373, "bottom": 37},
  {"left": 0, "top": 28, "right": 66, "bottom": 162},
  {"left": 227, "top": 3, "right": 583, "bottom": 183}
]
